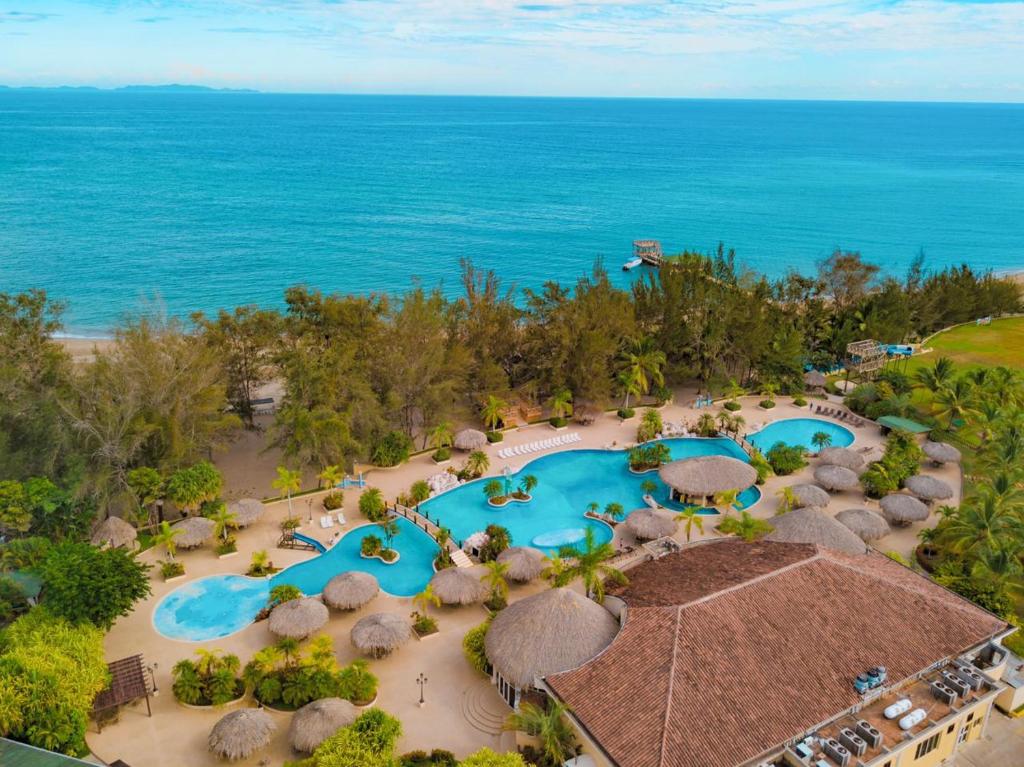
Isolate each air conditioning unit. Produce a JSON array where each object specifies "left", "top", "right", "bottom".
[
  {"left": 838, "top": 728, "right": 867, "bottom": 757},
  {"left": 941, "top": 671, "right": 971, "bottom": 698},
  {"left": 930, "top": 681, "right": 957, "bottom": 706},
  {"left": 953, "top": 665, "right": 984, "bottom": 691},
  {"left": 823, "top": 738, "right": 851, "bottom": 767},
  {"left": 855, "top": 720, "right": 883, "bottom": 749}
]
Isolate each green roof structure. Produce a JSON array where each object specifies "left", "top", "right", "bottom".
[
  {"left": 0, "top": 739, "right": 97, "bottom": 766},
  {"left": 876, "top": 415, "right": 931, "bottom": 434}
]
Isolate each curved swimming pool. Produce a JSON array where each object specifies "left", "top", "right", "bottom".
[{"left": 748, "top": 417, "right": 855, "bottom": 453}]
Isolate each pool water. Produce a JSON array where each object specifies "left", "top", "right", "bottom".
[{"left": 747, "top": 417, "right": 855, "bottom": 453}]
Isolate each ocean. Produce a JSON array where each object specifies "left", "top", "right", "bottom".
[{"left": 1, "top": 92, "right": 1022, "bottom": 335}]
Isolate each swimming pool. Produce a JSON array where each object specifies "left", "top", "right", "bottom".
[{"left": 747, "top": 417, "right": 855, "bottom": 453}]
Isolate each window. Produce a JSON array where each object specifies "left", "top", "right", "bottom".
[
  {"left": 967, "top": 712, "right": 975, "bottom": 722},
  {"left": 914, "top": 733, "right": 941, "bottom": 760},
  {"left": 947, "top": 724, "right": 955, "bottom": 734}
]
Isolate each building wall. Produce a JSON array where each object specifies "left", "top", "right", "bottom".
[{"left": 869, "top": 696, "right": 994, "bottom": 767}]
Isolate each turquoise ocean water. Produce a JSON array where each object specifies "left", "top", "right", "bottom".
[{"left": 1, "top": 93, "right": 1022, "bottom": 335}]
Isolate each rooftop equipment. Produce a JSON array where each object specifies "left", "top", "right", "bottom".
[
  {"left": 930, "top": 681, "right": 957, "bottom": 706},
  {"left": 867, "top": 666, "right": 887, "bottom": 688},
  {"left": 854, "top": 720, "right": 883, "bottom": 749},
  {"left": 853, "top": 673, "right": 871, "bottom": 694},
  {"left": 883, "top": 699, "right": 912, "bottom": 719},
  {"left": 822, "top": 738, "right": 851, "bottom": 767},
  {"left": 898, "top": 708, "right": 927, "bottom": 731},
  {"left": 941, "top": 671, "right": 971, "bottom": 698},
  {"left": 838, "top": 728, "right": 867, "bottom": 757},
  {"left": 953, "top": 664, "right": 984, "bottom": 691}
]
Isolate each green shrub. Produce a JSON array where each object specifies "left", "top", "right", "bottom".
[
  {"left": 759, "top": 399, "right": 776, "bottom": 409},
  {"left": 844, "top": 383, "right": 879, "bottom": 415},
  {"left": 246, "top": 637, "right": 375, "bottom": 710},
  {"left": 412, "top": 612, "right": 439, "bottom": 636},
  {"left": 323, "top": 491, "right": 345, "bottom": 510},
  {"left": 628, "top": 443, "right": 671, "bottom": 471},
  {"left": 748, "top": 449, "right": 772, "bottom": 484},
  {"left": 431, "top": 446, "right": 451, "bottom": 462},
  {"left": 371, "top": 431, "right": 413, "bottom": 467},
  {"left": 766, "top": 443, "right": 807, "bottom": 475},
  {"left": 485, "top": 430, "right": 503, "bottom": 443},
  {"left": 479, "top": 524, "right": 511, "bottom": 562},
  {"left": 549, "top": 416, "right": 568, "bottom": 428},
  {"left": 792, "top": 396, "right": 807, "bottom": 406},
  {"left": 359, "top": 488, "right": 387, "bottom": 521},
  {"left": 463, "top": 619, "right": 491, "bottom": 674},
  {"left": 636, "top": 409, "right": 663, "bottom": 442},
  {"left": 861, "top": 465, "right": 899, "bottom": 498},
  {"left": 617, "top": 407, "right": 635, "bottom": 420},
  {"left": 361, "top": 535, "right": 383, "bottom": 557},
  {"left": 0, "top": 576, "right": 29, "bottom": 626},
  {"left": 650, "top": 384, "right": 672, "bottom": 406},
  {"left": 459, "top": 749, "right": 530, "bottom": 766},
  {"left": 717, "top": 511, "right": 773, "bottom": 542},
  {"left": 215, "top": 536, "right": 237, "bottom": 556},
  {"left": 172, "top": 650, "right": 243, "bottom": 706},
  {"left": 724, "top": 400, "right": 742, "bottom": 412},
  {"left": 1003, "top": 628, "right": 1024, "bottom": 657},
  {"left": 161, "top": 560, "right": 185, "bottom": 579},
  {"left": 336, "top": 659, "right": 378, "bottom": 705},
  {"left": 401, "top": 749, "right": 458, "bottom": 767}
]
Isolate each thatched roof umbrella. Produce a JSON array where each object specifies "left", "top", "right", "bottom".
[
  {"left": 905, "top": 474, "right": 954, "bottom": 502},
  {"left": 268, "top": 597, "right": 329, "bottom": 640},
  {"left": 623, "top": 509, "right": 677, "bottom": 541},
  {"left": 788, "top": 484, "right": 831, "bottom": 509},
  {"left": 818, "top": 447, "right": 865, "bottom": 472},
  {"left": 209, "top": 709, "right": 275, "bottom": 762},
  {"left": 228, "top": 498, "right": 264, "bottom": 528},
  {"left": 658, "top": 456, "right": 757, "bottom": 499},
  {"left": 322, "top": 572, "right": 379, "bottom": 611},
  {"left": 454, "top": 428, "right": 487, "bottom": 451},
  {"left": 429, "top": 567, "right": 487, "bottom": 605},
  {"left": 813, "top": 465, "right": 860, "bottom": 492},
  {"left": 289, "top": 698, "right": 358, "bottom": 754},
  {"left": 803, "top": 370, "right": 827, "bottom": 389},
  {"left": 766, "top": 507, "right": 867, "bottom": 556},
  {"left": 90, "top": 516, "right": 138, "bottom": 549},
  {"left": 351, "top": 612, "right": 412, "bottom": 658},
  {"left": 172, "top": 516, "right": 216, "bottom": 549},
  {"left": 880, "top": 494, "right": 930, "bottom": 526},
  {"left": 497, "top": 547, "right": 546, "bottom": 583},
  {"left": 835, "top": 508, "right": 891, "bottom": 542},
  {"left": 860, "top": 447, "right": 885, "bottom": 465},
  {"left": 923, "top": 440, "right": 962, "bottom": 466},
  {"left": 485, "top": 588, "right": 619, "bottom": 689}
]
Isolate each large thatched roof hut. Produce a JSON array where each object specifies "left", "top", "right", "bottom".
[
  {"left": 289, "top": 698, "right": 359, "bottom": 753},
  {"left": 209, "top": 709, "right": 275, "bottom": 762},
  {"left": 658, "top": 455, "right": 756, "bottom": 499},
  {"left": 268, "top": 597, "right": 329, "bottom": 640},
  {"left": 765, "top": 507, "right": 867, "bottom": 556},
  {"left": 904, "top": 474, "right": 954, "bottom": 502},
  {"left": 880, "top": 493, "right": 929, "bottom": 525},
  {"left": 228, "top": 498, "right": 265, "bottom": 528},
  {"left": 90, "top": 516, "right": 138, "bottom": 549},
  {"left": 429, "top": 567, "right": 487, "bottom": 605},
  {"left": 322, "top": 571, "right": 379, "bottom": 611},
  {"left": 818, "top": 447, "right": 865, "bottom": 472},
  {"left": 497, "top": 547, "right": 546, "bottom": 583},
  {"left": 624, "top": 509, "right": 677, "bottom": 541},
  {"left": 454, "top": 429, "right": 488, "bottom": 451},
  {"left": 485, "top": 588, "right": 619, "bottom": 694},
  {"left": 351, "top": 612, "right": 412, "bottom": 658},
  {"left": 788, "top": 484, "right": 831, "bottom": 509},
  {"left": 923, "top": 441, "right": 962, "bottom": 466},
  {"left": 803, "top": 370, "right": 827, "bottom": 389},
  {"left": 172, "top": 516, "right": 216, "bottom": 549},
  {"left": 835, "top": 508, "right": 891, "bottom": 542},
  {"left": 813, "top": 465, "right": 859, "bottom": 492}
]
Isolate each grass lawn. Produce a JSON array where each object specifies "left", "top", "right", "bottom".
[{"left": 903, "top": 316, "right": 1024, "bottom": 375}]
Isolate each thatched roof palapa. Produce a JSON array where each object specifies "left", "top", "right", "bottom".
[
  {"left": 268, "top": 597, "right": 329, "bottom": 639},
  {"left": 351, "top": 612, "right": 412, "bottom": 658},
  {"left": 497, "top": 547, "right": 546, "bottom": 583},
  {"left": 172, "top": 516, "right": 216, "bottom": 549},
  {"left": 788, "top": 484, "right": 831, "bottom": 509},
  {"left": 429, "top": 567, "right": 487, "bottom": 605},
  {"left": 485, "top": 587, "right": 619, "bottom": 689},
  {"left": 765, "top": 507, "right": 867, "bottom": 556},
  {"left": 289, "top": 698, "right": 358, "bottom": 753},
  {"left": 228, "top": 498, "right": 265, "bottom": 528},
  {"left": 835, "top": 508, "right": 891, "bottom": 542},
  {"left": 90, "top": 516, "right": 138, "bottom": 549},
  {"left": 904, "top": 474, "right": 954, "bottom": 502},
  {"left": 803, "top": 370, "right": 827, "bottom": 388},
  {"left": 624, "top": 509, "right": 677, "bottom": 541},
  {"left": 454, "top": 428, "right": 488, "bottom": 451},
  {"left": 813, "top": 465, "right": 860, "bottom": 492},
  {"left": 658, "top": 455, "right": 757, "bottom": 498},
  {"left": 923, "top": 440, "right": 962, "bottom": 465},
  {"left": 209, "top": 709, "right": 275, "bottom": 761},
  {"left": 322, "top": 571, "right": 379, "bottom": 611},
  {"left": 818, "top": 447, "right": 865, "bottom": 472},
  {"left": 880, "top": 493, "right": 930, "bottom": 525}
]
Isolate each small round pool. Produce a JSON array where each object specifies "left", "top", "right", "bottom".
[{"left": 748, "top": 417, "right": 854, "bottom": 453}]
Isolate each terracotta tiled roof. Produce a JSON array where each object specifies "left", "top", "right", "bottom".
[{"left": 546, "top": 539, "right": 1006, "bottom": 767}]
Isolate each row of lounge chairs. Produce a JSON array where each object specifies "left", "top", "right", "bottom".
[
  {"left": 659, "top": 421, "right": 693, "bottom": 437},
  {"left": 319, "top": 512, "right": 346, "bottom": 529},
  {"left": 814, "top": 404, "right": 868, "bottom": 427},
  {"left": 497, "top": 432, "right": 581, "bottom": 459}
]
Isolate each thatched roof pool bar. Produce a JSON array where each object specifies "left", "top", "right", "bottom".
[
  {"left": 322, "top": 571, "right": 380, "bottom": 611},
  {"left": 208, "top": 709, "right": 275, "bottom": 762},
  {"left": 658, "top": 455, "right": 757, "bottom": 502}
]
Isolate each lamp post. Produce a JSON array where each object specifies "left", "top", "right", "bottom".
[
  {"left": 416, "top": 672, "right": 428, "bottom": 706},
  {"left": 306, "top": 498, "right": 313, "bottom": 525}
]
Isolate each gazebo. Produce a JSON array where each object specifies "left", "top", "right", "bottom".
[
  {"left": 429, "top": 567, "right": 487, "bottom": 605},
  {"left": 351, "top": 613, "right": 412, "bottom": 658},
  {"left": 485, "top": 588, "right": 619, "bottom": 708},
  {"left": 787, "top": 484, "right": 831, "bottom": 509},
  {"left": 208, "top": 709, "right": 275, "bottom": 762},
  {"left": 268, "top": 597, "right": 329, "bottom": 639},
  {"left": 818, "top": 447, "right": 865, "bottom": 472},
  {"left": 322, "top": 571, "right": 379, "bottom": 611},
  {"left": 454, "top": 429, "right": 488, "bottom": 451},
  {"left": 289, "top": 698, "right": 359, "bottom": 753},
  {"left": 90, "top": 516, "right": 138, "bottom": 549},
  {"left": 922, "top": 441, "right": 962, "bottom": 466},
  {"left": 172, "top": 517, "right": 216, "bottom": 549},
  {"left": 904, "top": 474, "right": 954, "bottom": 502},
  {"left": 497, "top": 547, "right": 546, "bottom": 583},
  {"left": 623, "top": 509, "right": 677, "bottom": 541},
  {"left": 813, "top": 465, "right": 860, "bottom": 492},
  {"left": 765, "top": 508, "right": 867, "bottom": 556},
  {"left": 803, "top": 370, "right": 827, "bottom": 391},
  {"left": 880, "top": 494, "right": 930, "bottom": 526},
  {"left": 658, "top": 455, "right": 757, "bottom": 504},
  {"left": 228, "top": 498, "right": 265, "bottom": 528},
  {"left": 835, "top": 508, "right": 891, "bottom": 542}
]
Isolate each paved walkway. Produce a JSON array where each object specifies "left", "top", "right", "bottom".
[{"left": 957, "top": 711, "right": 1024, "bottom": 766}]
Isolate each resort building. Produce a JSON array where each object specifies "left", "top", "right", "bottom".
[{"left": 520, "top": 539, "right": 1013, "bottom": 767}]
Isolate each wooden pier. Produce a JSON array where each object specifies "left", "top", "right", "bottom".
[{"left": 633, "top": 239, "right": 663, "bottom": 266}]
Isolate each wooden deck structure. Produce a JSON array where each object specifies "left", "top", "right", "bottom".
[
  {"left": 845, "top": 339, "right": 887, "bottom": 381},
  {"left": 633, "top": 239, "right": 663, "bottom": 266}
]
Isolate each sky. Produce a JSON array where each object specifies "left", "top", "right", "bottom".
[{"left": 1, "top": 1, "right": 1023, "bottom": 101}]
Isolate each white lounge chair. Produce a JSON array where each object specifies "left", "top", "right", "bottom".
[
  {"left": 319, "top": 515, "right": 334, "bottom": 529},
  {"left": 336, "top": 513, "right": 346, "bottom": 526}
]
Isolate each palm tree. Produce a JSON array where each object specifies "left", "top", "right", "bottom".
[
  {"left": 413, "top": 584, "right": 442, "bottom": 617},
  {"left": 719, "top": 510, "right": 772, "bottom": 542},
  {"left": 716, "top": 410, "right": 732, "bottom": 434},
  {"left": 618, "top": 337, "right": 666, "bottom": 408},
  {"left": 725, "top": 378, "right": 745, "bottom": 403},
  {"left": 504, "top": 701, "right": 577, "bottom": 767},
  {"left": 554, "top": 528, "right": 627, "bottom": 603},
  {"left": 483, "top": 479, "right": 504, "bottom": 501},
  {"left": 482, "top": 560, "right": 510, "bottom": 603},
  {"left": 585, "top": 501, "right": 600, "bottom": 518},
  {"left": 209, "top": 503, "right": 238, "bottom": 542},
  {"left": 914, "top": 356, "right": 955, "bottom": 392},
  {"left": 548, "top": 389, "right": 573, "bottom": 420},
  {"left": 317, "top": 464, "right": 344, "bottom": 490},
  {"left": 934, "top": 379, "right": 977, "bottom": 429},
  {"left": 306, "top": 635, "right": 336, "bottom": 672},
  {"left": 153, "top": 520, "right": 182, "bottom": 560},
  {"left": 970, "top": 545, "right": 1024, "bottom": 599},
  {"left": 429, "top": 421, "right": 454, "bottom": 450},
  {"left": 272, "top": 465, "right": 302, "bottom": 521},
  {"left": 713, "top": 488, "right": 741, "bottom": 515},
  {"left": 541, "top": 554, "right": 569, "bottom": 585},
  {"left": 696, "top": 412, "right": 717, "bottom": 437},
  {"left": 275, "top": 637, "right": 301, "bottom": 667},
  {"left": 675, "top": 507, "right": 704, "bottom": 542},
  {"left": 379, "top": 518, "right": 400, "bottom": 551},
  {"left": 268, "top": 583, "right": 302, "bottom": 607},
  {"left": 640, "top": 479, "right": 657, "bottom": 496},
  {"left": 603, "top": 502, "right": 625, "bottom": 522},
  {"left": 937, "top": 496, "right": 1024, "bottom": 557},
  {"left": 776, "top": 486, "right": 798, "bottom": 514},
  {"left": 466, "top": 450, "right": 490, "bottom": 477},
  {"left": 811, "top": 431, "right": 832, "bottom": 451},
  {"left": 248, "top": 549, "right": 271, "bottom": 576},
  {"left": 481, "top": 395, "right": 508, "bottom": 431},
  {"left": 729, "top": 414, "right": 746, "bottom": 436},
  {"left": 409, "top": 479, "right": 431, "bottom": 505},
  {"left": 519, "top": 474, "right": 538, "bottom": 496},
  {"left": 761, "top": 381, "right": 778, "bottom": 403}
]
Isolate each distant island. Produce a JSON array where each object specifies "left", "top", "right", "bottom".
[{"left": 0, "top": 84, "right": 259, "bottom": 93}]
